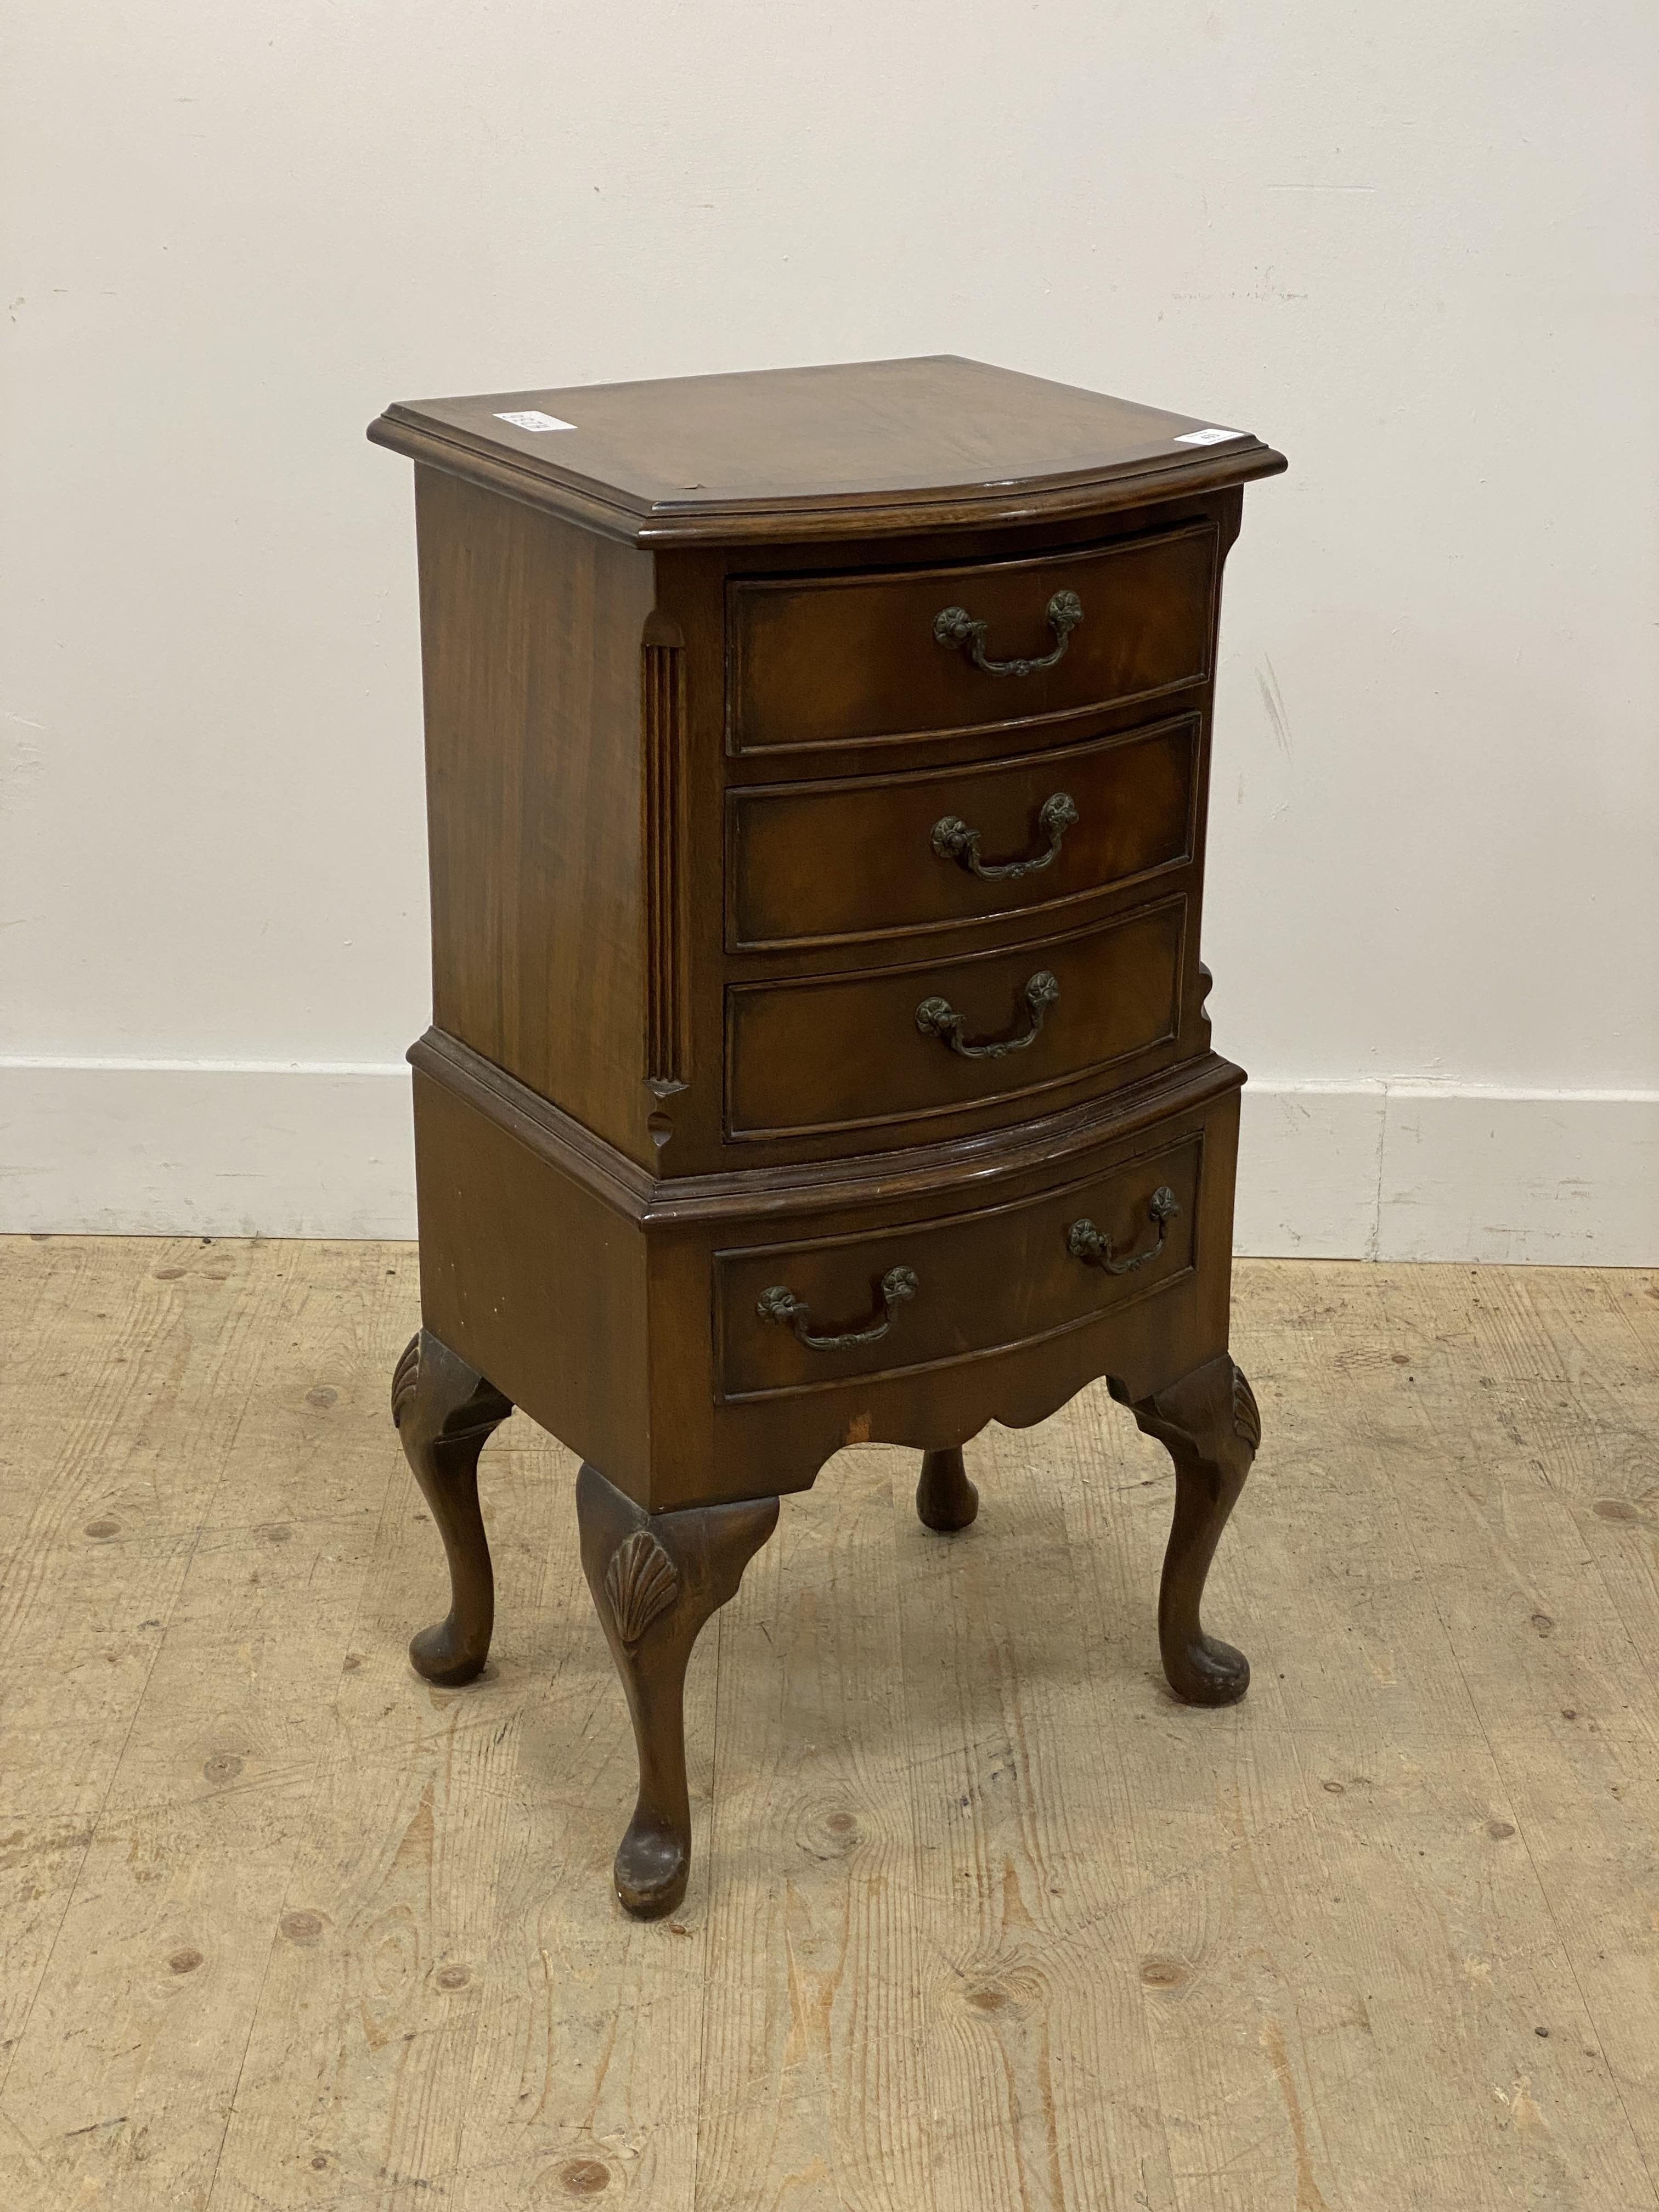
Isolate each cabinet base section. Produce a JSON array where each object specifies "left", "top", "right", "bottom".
[{"left": 410, "top": 1046, "right": 1243, "bottom": 1513}]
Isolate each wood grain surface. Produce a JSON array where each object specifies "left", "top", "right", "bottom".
[
  {"left": 368, "top": 356, "right": 1286, "bottom": 547},
  {"left": 414, "top": 467, "right": 658, "bottom": 1167},
  {"left": 724, "top": 714, "right": 1199, "bottom": 955},
  {"left": 725, "top": 520, "right": 1216, "bottom": 756},
  {"left": 2, "top": 1237, "right": 1656, "bottom": 2210}
]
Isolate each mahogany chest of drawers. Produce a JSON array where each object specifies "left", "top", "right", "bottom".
[{"left": 370, "top": 356, "right": 1285, "bottom": 1916}]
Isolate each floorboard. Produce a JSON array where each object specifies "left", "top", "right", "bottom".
[{"left": 0, "top": 1240, "right": 1655, "bottom": 2210}]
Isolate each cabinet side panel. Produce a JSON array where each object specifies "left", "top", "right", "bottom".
[
  {"left": 413, "top": 1071, "right": 651, "bottom": 1489},
  {"left": 414, "top": 466, "right": 656, "bottom": 1162}
]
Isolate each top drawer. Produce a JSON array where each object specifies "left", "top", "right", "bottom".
[{"left": 727, "top": 521, "right": 1217, "bottom": 757}]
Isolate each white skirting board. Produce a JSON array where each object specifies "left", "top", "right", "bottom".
[
  {"left": 0, "top": 1062, "right": 420, "bottom": 1241},
  {"left": 2, "top": 1062, "right": 1656, "bottom": 1263},
  {"left": 1238, "top": 1081, "right": 1659, "bottom": 1264}
]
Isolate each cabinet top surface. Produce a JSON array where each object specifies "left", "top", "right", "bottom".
[{"left": 369, "top": 354, "right": 1285, "bottom": 546}]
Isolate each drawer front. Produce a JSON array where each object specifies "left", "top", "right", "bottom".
[
  {"left": 727, "top": 522, "right": 1217, "bottom": 757},
  {"left": 716, "top": 1133, "right": 1201, "bottom": 1400},
  {"left": 725, "top": 899, "right": 1184, "bottom": 1141},
  {"left": 726, "top": 714, "right": 1198, "bottom": 951}
]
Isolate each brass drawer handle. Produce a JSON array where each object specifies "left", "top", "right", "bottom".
[
  {"left": 1067, "top": 1187, "right": 1180, "bottom": 1277},
  {"left": 916, "top": 970, "right": 1058, "bottom": 1060},
  {"left": 932, "top": 791, "right": 1079, "bottom": 883},
  {"left": 933, "top": 589, "right": 1084, "bottom": 678},
  {"left": 757, "top": 1265, "right": 918, "bottom": 1352}
]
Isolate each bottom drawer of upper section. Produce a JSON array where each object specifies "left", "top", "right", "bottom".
[
  {"left": 714, "top": 1127, "right": 1203, "bottom": 1402},
  {"left": 725, "top": 897, "right": 1187, "bottom": 1143}
]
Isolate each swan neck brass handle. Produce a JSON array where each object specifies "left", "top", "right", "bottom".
[
  {"left": 757, "top": 1265, "right": 918, "bottom": 1353},
  {"left": 1067, "top": 1188, "right": 1180, "bottom": 1277},
  {"left": 933, "top": 589, "right": 1084, "bottom": 678},
  {"left": 932, "top": 792, "right": 1079, "bottom": 883},
  {"left": 915, "top": 971, "right": 1058, "bottom": 1060}
]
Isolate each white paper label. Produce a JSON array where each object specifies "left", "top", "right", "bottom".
[
  {"left": 495, "top": 409, "right": 576, "bottom": 433},
  {"left": 1175, "top": 426, "right": 1243, "bottom": 447}
]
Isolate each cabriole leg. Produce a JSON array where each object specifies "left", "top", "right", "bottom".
[
  {"left": 576, "top": 1462, "right": 780, "bottom": 1920},
  {"left": 1127, "top": 1352, "right": 1259, "bottom": 1706},
  {"left": 391, "top": 1329, "right": 513, "bottom": 1687},
  {"left": 915, "top": 1446, "right": 979, "bottom": 1532}
]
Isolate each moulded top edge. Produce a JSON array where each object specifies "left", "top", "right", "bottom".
[{"left": 366, "top": 354, "right": 1286, "bottom": 546}]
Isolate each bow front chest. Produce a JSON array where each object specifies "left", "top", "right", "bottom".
[{"left": 370, "top": 356, "right": 1286, "bottom": 1916}]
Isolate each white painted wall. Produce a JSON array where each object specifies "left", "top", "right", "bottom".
[{"left": 4, "top": 3, "right": 1656, "bottom": 1255}]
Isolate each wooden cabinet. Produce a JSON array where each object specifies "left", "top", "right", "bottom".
[{"left": 372, "top": 355, "right": 1285, "bottom": 1917}]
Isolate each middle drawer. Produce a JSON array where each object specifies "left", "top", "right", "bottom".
[
  {"left": 726, "top": 896, "right": 1185, "bottom": 1141},
  {"left": 725, "top": 713, "right": 1199, "bottom": 952}
]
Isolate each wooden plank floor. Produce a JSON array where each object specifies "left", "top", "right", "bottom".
[{"left": 1, "top": 1239, "right": 1656, "bottom": 2211}]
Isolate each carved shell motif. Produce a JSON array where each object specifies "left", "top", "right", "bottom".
[
  {"left": 390, "top": 1334, "right": 421, "bottom": 1429},
  {"left": 1231, "top": 1367, "right": 1261, "bottom": 1453},
  {"left": 604, "top": 1530, "right": 680, "bottom": 1649}
]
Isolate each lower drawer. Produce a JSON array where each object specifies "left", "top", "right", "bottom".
[{"left": 715, "top": 1130, "right": 1201, "bottom": 1401}]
